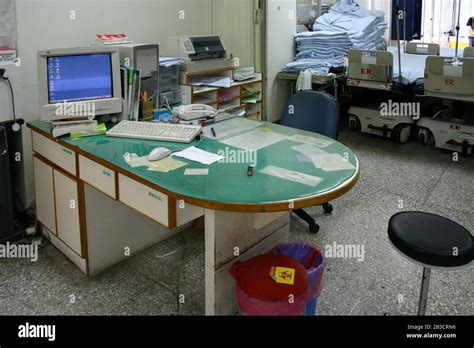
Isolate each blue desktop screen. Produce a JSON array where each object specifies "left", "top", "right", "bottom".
[{"left": 47, "top": 53, "right": 113, "bottom": 103}]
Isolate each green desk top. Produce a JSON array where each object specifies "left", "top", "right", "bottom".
[{"left": 28, "top": 120, "right": 359, "bottom": 212}]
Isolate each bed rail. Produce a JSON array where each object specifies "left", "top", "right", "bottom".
[
  {"left": 347, "top": 49, "right": 393, "bottom": 90},
  {"left": 425, "top": 56, "right": 474, "bottom": 102}
]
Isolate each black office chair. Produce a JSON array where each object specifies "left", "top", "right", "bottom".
[{"left": 281, "top": 91, "right": 340, "bottom": 234}]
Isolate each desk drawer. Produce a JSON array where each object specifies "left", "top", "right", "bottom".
[
  {"left": 79, "top": 155, "right": 116, "bottom": 199},
  {"left": 118, "top": 174, "right": 169, "bottom": 227},
  {"left": 32, "top": 131, "right": 76, "bottom": 175}
]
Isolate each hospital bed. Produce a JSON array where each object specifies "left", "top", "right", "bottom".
[
  {"left": 346, "top": 47, "right": 421, "bottom": 144},
  {"left": 347, "top": 44, "right": 474, "bottom": 152},
  {"left": 417, "top": 55, "right": 474, "bottom": 155}
]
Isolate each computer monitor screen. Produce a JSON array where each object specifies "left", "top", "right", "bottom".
[
  {"left": 47, "top": 53, "right": 113, "bottom": 103},
  {"left": 38, "top": 46, "right": 123, "bottom": 121}
]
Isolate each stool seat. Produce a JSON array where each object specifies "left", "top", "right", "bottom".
[{"left": 388, "top": 212, "right": 473, "bottom": 268}]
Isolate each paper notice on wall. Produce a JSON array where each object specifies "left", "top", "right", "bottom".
[
  {"left": 260, "top": 165, "right": 323, "bottom": 187},
  {"left": 309, "top": 153, "right": 355, "bottom": 172}
]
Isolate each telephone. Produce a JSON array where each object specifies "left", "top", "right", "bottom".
[{"left": 173, "top": 104, "right": 218, "bottom": 121}]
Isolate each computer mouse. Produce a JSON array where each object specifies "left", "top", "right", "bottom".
[{"left": 148, "top": 147, "right": 172, "bottom": 162}]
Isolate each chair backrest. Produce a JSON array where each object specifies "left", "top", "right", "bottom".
[{"left": 280, "top": 91, "right": 340, "bottom": 140}]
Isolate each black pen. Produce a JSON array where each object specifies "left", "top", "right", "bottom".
[{"left": 211, "top": 127, "right": 216, "bottom": 138}]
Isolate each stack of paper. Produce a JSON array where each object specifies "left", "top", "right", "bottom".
[
  {"left": 189, "top": 76, "right": 231, "bottom": 88},
  {"left": 234, "top": 67, "right": 256, "bottom": 81}
]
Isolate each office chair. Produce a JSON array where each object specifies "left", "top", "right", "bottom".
[{"left": 281, "top": 90, "right": 340, "bottom": 234}]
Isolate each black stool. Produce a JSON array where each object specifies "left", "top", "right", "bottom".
[{"left": 388, "top": 212, "right": 473, "bottom": 315}]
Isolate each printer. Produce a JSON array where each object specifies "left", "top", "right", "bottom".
[{"left": 167, "top": 36, "right": 233, "bottom": 73}]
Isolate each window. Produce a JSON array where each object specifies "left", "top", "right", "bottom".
[{"left": 422, "top": 0, "right": 474, "bottom": 45}]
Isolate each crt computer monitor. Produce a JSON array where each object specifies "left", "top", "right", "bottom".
[{"left": 37, "top": 46, "right": 122, "bottom": 121}]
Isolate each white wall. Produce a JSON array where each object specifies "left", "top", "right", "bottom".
[
  {"left": 7, "top": 0, "right": 212, "bottom": 204},
  {"left": 265, "top": 0, "right": 296, "bottom": 122}
]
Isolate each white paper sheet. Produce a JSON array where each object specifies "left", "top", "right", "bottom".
[
  {"left": 288, "top": 134, "right": 333, "bottom": 148},
  {"left": 172, "top": 146, "right": 224, "bottom": 165},
  {"left": 202, "top": 117, "right": 263, "bottom": 140},
  {"left": 292, "top": 143, "right": 327, "bottom": 156},
  {"left": 309, "top": 153, "right": 356, "bottom": 171},
  {"left": 189, "top": 76, "right": 231, "bottom": 88},
  {"left": 147, "top": 157, "right": 188, "bottom": 173},
  {"left": 260, "top": 165, "right": 323, "bottom": 187},
  {"left": 296, "top": 154, "right": 312, "bottom": 163},
  {"left": 220, "top": 128, "right": 287, "bottom": 151},
  {"left": 184, "top": 169, "right": 209, "bottom": 176}
]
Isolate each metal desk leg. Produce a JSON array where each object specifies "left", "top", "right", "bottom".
[
  {"left": 204, "top": 209, "right": 290, "bottom": 315},
  {"left": 417, "top": 267, "right": 431, "bottom": 316}
]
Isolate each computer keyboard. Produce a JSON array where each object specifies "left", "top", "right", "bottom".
[{"left": 106, "top": 121, "right": 202, "bottom": 143}]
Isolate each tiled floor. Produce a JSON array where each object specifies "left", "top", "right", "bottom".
[{"left": 1, "top": 125, "right": 472, "bottom": 316}]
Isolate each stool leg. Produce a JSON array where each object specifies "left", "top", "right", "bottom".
[{"left": 418, "top": 267, "right": 431, "bottom": 316}]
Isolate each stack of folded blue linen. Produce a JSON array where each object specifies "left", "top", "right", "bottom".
[
  {"left": 313, "top": 0, "right": 387, "bottom": 51},
  {"left": 282, "top": 31, "right": 352, "bottom": 73}
]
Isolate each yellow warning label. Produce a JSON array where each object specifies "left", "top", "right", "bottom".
[{"left": 270, "top": 266, "right": 296, "bottom": 285}]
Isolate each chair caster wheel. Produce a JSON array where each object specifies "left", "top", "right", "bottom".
[
  {"left": 309, "top": 223, "right": 320, "bottom": 234},
  {"left": 323, "top": 203, "right": 333, "bottom": 214}
]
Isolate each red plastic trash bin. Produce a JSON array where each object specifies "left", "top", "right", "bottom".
[{"left": 229, "top": 254, "right": 310, "bottom": 316}]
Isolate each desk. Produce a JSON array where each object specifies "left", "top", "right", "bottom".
[{"left": 28, "top": 119, "right": 359, "bottom": 315}]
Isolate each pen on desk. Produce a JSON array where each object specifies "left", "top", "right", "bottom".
[{"left": 211, "top": 127, "right": 216, "bottom": 138}]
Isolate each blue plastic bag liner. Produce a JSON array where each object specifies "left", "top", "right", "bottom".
[{"left": 270, "top": 242, "right": 325, "bottom": 298}]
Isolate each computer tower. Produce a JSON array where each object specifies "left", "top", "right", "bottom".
[
  {"left": 391, "top": 0, "right": 423, "bottom": 41},
  {"left": 0, "top": 119, "right": 25, "bottom": 242},
  {"left": 113, "top": 44, "right": 160, "bottom": 108}
]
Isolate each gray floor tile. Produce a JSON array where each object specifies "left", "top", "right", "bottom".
[
  {"left": 66, "top": 263, "right": 154, "bottom": 314},
  {"left": 1, "top": 254, "right": 78, "bottom": 307},
  {"left": 112, "top": 284, "right": 178, "bottom": 316},
  {"left": 178, "top": 300, "right": 205, "bottom": 316},
  {"left": 125, "top": 232, "right": 186, "bottom": 292},
  {"left": 0, "top": 294, "right": 37, "bottom": 316},
  {"left": 425, "top": 160, "right": 474, "bottom": 215},
  {"left": 177, "top": 229, "right": 205, "bottom": 306}
]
